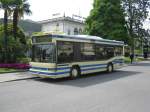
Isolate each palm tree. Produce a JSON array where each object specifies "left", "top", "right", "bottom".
[
  {"left": 0, "top": 0, "right": 12, "bottom": 63},
  {"left": 12, "top": 0, "right": 31, "bottom": 39}
]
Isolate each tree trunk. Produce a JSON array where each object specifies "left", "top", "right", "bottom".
[
  {"left": 13, "top": 8, "right": 18, "bottom": 39},
  {"left": 4, "top": 9, "right": 8, "bottom": 63},
  {"left": 131, "top": 37, "right": 135, "bottom": 55}
]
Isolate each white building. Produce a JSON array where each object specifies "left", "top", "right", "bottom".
[{"left": 39, "top": 16, "right": 85, "bottom": 35}]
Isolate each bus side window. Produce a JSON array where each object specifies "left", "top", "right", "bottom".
[
  {"left": 58, "top": 52, "right": 67, "bottom": 63},
  {"left": 105, "top": 47, "right": 114, "bottom": 58},
  {"left": 81, "top": 43, "right": 96, "bottom": 61},
  {"left": 95, "top": 45, "right": 105, "bottom": 60},
  {"left": 73, "top": 43, "right": 81, "bottom": 61},
  {"left": 69, "top": 52, "right": 74, "bottom": 60},
  {"left": 115, "top": 46, "right": 123, "bottom": 56},
  {"left": 42, "top": 50, "right": 46, "bottom": 60},
  {"left": 57, "top": 41, "right": 73, "bottom": 63}
]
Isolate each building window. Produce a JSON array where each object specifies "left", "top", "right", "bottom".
[
  {"left": 56, "top": 23, "right": 59, "bottom": 27},
  {"left": 74, "top": 28, "right": 78, "bottom": 35},
  {"left": 79, "top": 28, "right": 82, "bottom": 34},
  {"left": 68, "top": 29, "right": 71, "bottom": 35},
  {"left": 55, "top": 23, "right": 59, "bottom": 32}
]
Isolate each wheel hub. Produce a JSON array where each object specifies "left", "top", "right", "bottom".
[
  {"left": 72, "top": 69, "right": 78, "bottom": 77},
  {"left": 108, "top": 65, "right": 112, "bottom": 72}
]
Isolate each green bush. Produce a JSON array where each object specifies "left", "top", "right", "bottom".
[
  {"left": 16, "top": 57, "right": 31, "bottom": 64},
  {"left": 124, "top": 57, "right": 131, "bottom": 64},
  {"left": 135, "top": 49, "right": 143, "bottom": 55},
  {"left": 137, "top": 57, "right": 145, "bottom": 61}
]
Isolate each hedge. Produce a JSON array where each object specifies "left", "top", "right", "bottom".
[{"left": 0, "top": 63, "right": 30, "bottom": 69}]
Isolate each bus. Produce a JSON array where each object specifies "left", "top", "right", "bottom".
[{"left": 29, "top": 33, "right": 125, "bottom": 79}]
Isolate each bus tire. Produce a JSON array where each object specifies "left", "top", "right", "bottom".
[
  {"left": 70, "top": 66, "right": 80, "bottom": 79},
  {"left": 107, "top": 63, "right": 113, "bottom": 73}
]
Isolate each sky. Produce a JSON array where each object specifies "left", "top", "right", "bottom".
[
  {"left": 27, "top": 0, "right": 93, "bottom": 21},
  {"left": 0, "top": 0, "right": 93, "bottom": 21},
  {"left": 0, "top": 0, "right": 149, "bottom": 29}
]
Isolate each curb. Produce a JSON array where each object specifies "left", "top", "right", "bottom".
[
  {"left": 0, "top": 70, "right": 29, "bottom": 74},
  {"left": 0, "top": 77, "right": 39, "bottom": 83}
]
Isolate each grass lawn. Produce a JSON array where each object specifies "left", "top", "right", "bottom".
[
  {"left": 124, "top": 57, "right": 145, "bottom": 64},
  {"left": 0, "top": 68, "right": 19, "bottom": 74}
]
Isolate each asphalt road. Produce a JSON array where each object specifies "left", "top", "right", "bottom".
[{"left": 0, "top": 61, "right": 150, "bottom": 112}]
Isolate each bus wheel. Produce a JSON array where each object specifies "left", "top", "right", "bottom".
[
  {"left": 107, "top": 64, "right": 113, "bottom": 73},
  {"left": 70, "top": 67, "right": 80, "bottom": 79}
]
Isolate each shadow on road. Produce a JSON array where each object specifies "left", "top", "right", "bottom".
[{"left": 33, "top": 70, "right": 141, "bottom": 88}]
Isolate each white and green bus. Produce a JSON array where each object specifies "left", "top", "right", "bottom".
[{"left": 29, "top": 33, "right": 125, "bottom": 79}]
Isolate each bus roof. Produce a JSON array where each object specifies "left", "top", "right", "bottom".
[{"left": 32, "top": 33, "right": 124, "bottom": 46}]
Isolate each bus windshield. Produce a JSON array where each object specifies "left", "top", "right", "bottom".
[{"left": 32, "top": 44, "right": 55, "bottom": 63}]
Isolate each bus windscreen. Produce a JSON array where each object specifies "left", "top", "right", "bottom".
[{"left": 32, "top": 44, "right": 55, "bottom": 63}]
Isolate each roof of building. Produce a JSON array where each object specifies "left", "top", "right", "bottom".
[{"left": 38, "top": 16, "right": 84, "bottom": 24}]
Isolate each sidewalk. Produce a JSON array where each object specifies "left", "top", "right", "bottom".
[{"left": 0, "top": 72, "right": 37, "bottom": 83}]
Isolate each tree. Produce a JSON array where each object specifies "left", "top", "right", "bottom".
[
  {"left": 0, "top": 24, "right": 29, "bottom": 63},
  {"left": 85, "top": 0, "right": 128, "bottom": 43},
  {"left": 12, "top": 0, "right": 31, "bottom": 39},
  {"left": 122, "top": 0, "right": 150, "bottom": 54},
  {"left": 0, "top": 0, "right": 32, "bottom": 63},
  {"left": 0, "top": 0, "right": 13, "bottom": 63}
]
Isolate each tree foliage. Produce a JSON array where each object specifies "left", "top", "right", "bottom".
[
  {"left": 0, "top": 0, "right": 31, "bottom": 63},
  {"left": 0, "top": 24, "right": 29, "bottom": 63},
  {"left": 85, "top": 0, "right": 129, "bottom": 43},
  {"left": 12, "top": 0, "right": 32, "bottom": 39},
  {"left": 0, "top": 0, "right": 14, "bottom": 63},
  {"left": 122, "top": 0, "right": 150, "bottom": 52}
]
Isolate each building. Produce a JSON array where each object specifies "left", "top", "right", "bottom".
[{"left": 39, "top": 16, "right": 85, "bottom": 35}]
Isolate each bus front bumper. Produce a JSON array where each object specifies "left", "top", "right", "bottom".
[{"left": 29, "top": 69, "right": 70, "bottom": 79}]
